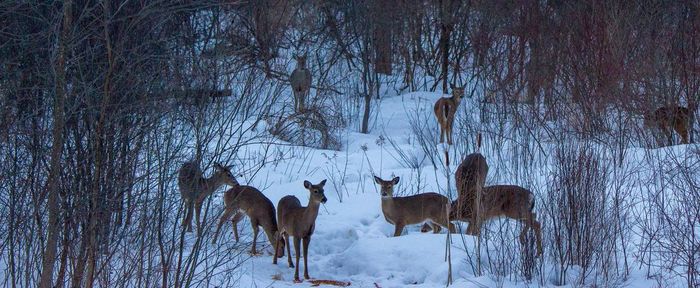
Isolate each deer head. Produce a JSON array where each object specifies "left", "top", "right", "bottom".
[
  {"left": 295, "top": 53, "right": 308, "bottom": 69},
  {"left": 303, "top": 179, "right": 327, "bottom": 204},
  {"left": 450, "top": 84, "right": 465, "bottom": 103},
  {"left": 373, "top": 176, "right": 400, "bottom": 197},
  {"left": 213, "top": 162, "right": 239, "bottom": 186}
]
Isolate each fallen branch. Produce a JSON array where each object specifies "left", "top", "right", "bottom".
[{"left": 308, "top": 279, "right": 351, "bottom": 287}]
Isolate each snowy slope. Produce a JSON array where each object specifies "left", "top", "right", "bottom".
[{"left": 207, "top": 91, "right": 671, "bottom": 288}]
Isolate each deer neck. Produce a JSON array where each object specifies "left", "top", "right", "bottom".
[
  {"left": 302, "top": 199, "right": 321, "bottom": 226},
  {"left": 381, "top": 196, "right": 395, "bottom": 211},
  {"left": 448, "top": 96, "right": 461, "bottom": 107},
  {"left": 200, "top": 173, "right": 228, "bottom": 197}
]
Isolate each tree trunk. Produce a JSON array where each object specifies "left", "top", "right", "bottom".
[
  {"left": 362, "top": 92, "right": 371, "bottom": 133},
  {"left": 38, "top": 1, "right": 71, "bottom": 287},
  {"left": 439, "top": 0, "right": 453, "bottom": 93}
]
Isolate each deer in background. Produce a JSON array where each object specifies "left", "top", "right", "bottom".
[
  {"left": 178, "top": 162, "right": 238, "bottom": 232},
  {"left": 374, "top": 176, "right": 456, "bottom": 236},
  {"left": 274, "top": 180, "right": 328, "bottom": 282},
  {"left": 290, "top": 53, "right": 312, "bottom": 113},
  {"left": 212, "top": 185, "right": 284, "bottom": 257},
  {"left": 644, "top": 105, "right": 691, "bottom": 146},
  {"left": 434, "top": 85, "right": 464, "bottom": 145}
]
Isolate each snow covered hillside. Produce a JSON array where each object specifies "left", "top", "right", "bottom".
[{"left": 202, "top": 91, "right": 688, "bottom": 287}]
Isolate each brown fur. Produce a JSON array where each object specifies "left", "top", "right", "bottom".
[
  {"left": 178, "top": 162, "right": 238, "bottom": 232},
  {"left": 434, "top": 86, "right": 464, "bottom": 145},
  {"left": 644, "top": 105, "right": 690, "bottom": 146},
  {"left": 212, "top": 185, "right": 284, "bottom": 257},
  {"left": 290, "top": 54, "right": 312, "bottom": 113},
  {"left": 450, "top": 153, "right": 488, "bottom": 233},
  {"left": 274, "top": 179, "right": 328, "bottom": 282},
  {"left": 451, "top": 185, "right": 543, "bottom": 256},
  {"left": 374, "top": 176, "right": 456, "bottom": 236}
]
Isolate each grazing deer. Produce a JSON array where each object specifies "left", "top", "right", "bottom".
[
  {"left": 290, "top": 54, "right": 312, "bottom": 113},
  {"left": 644, "top": 105, "right": 690, "bottom": 146},
  {"left": 178, "top": 162, "right": 238, "bottom": 232},
  {"left": 212, "top": 185, "right": 284, "bottom": 257},
  {"left": 451, "top": 185, "right": 543, "bottom": 256},
  {"left": 374, "top": 176, "right": 456, "bottom": 236},
  {"left": 450, "top": 153, "right": 489, "bottom": 235},
  {"left": 434, "top": 85, "right": 465, "bottom": 145},
  {"left": 274, "top": 179, "right": 328, "bottom": 282}
]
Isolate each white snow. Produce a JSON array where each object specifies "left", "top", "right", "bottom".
[{"left": 203, "top": 91, "right": 688, "bottom": 287}]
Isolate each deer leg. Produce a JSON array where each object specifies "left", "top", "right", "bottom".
[
  {"left": 439, "top": 124, "right": 445, "bottom": 143},
  {"left": 231, "top": 212, "right": 244, "bottom": 242},
  {"left": 435, "top": 216, "right": 456, "bottom": 233},
  {"left": 393, "top": 223, "right": 405, "bottom": 237},
  {"left": 303, "top": 236, "right": 311, "bottom": 280},
  {"left": 285, "top": 234, "right": 293, "bottom": 268},
  {"left": 293, "top": 92, "right": 299, "bottom": 113},
  {"left": 212, "top": 207, "right": 235, "bottom": 244},
  {"left": 184, "top": 200, "right": 194, "bottom": 232},
  {"left": 420, "top": 223, "right": 432, "bottom": 233},
  {"left": 530, "top": 214, "right": 543, "bottom": 257},
  {"left": 273, "top": 234, "right": 281, "bottom": 264},
  {"left": 662, "top": 127, "right": 673, "bottom": 146},
  {"left": 181, "top": 200, "right": 189, "bottom": 228},
  {"left": 194, "top": 201, "right": 203, "bottom": 232},
  {"left": 448, "top": 222, "right": 456, "bottom": 233},
  {"left": 250, "top": 221, "right": 259, "bottom": 255},
  {"left": 293, "top": 236, "right": 302, "bottom": 282},
  {"left": 676, "top": 123, "right": 689, "bottom": 144},
  {"left": 466, "top": 219, "right": 481, "bottom": 236},
  {"left": 431, "top": 223, "right": 442, "bottom": 233},
  {"left": 446, "top": 121, "right": 453, "bottom": 145}
]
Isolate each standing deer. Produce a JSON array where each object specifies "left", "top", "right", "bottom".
[
  {"left": 434, "top": 85, "right": 464, "bottom": 145},
  {"left": 374, "top": 176, "right": 456, "bottom": 236},
  {"left": 450, "top": 153, "right": 489, "bottom": 235},
  {"left": 274, "top": 179, "right": 328, "bottom": 282},
  {"left": 212, "top": 185, "right": 284, "bottom": 257},
  {"left": 178, "top": 162, "right": 238, "bottom": 232},
  {"left": 644, "top": 105, "right": 690, "bottom": 146},
  {"left": 451, "top": 185, "right": 543, "bottom": 256},
  {"left": 290, "top": 54, "right": 312, "bottom": 113}
]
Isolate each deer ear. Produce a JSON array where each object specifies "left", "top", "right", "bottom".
[
  {"left": 213, "top": 163, "right": 223, "bottom": 170},
  {"left": 303, "top": 180, "right": 312, "bottom": 189},
  {"left": 392, "top": 177, "right": 400, "bottom": 185},
  {"left": 319, "top": 179, "right": 327, "bottom": 186},
  {"left": 373, "top": 176, "right": 382, "bottom": 184}
]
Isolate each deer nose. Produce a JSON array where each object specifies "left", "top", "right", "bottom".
[{"left": 321, "top": 197, "right": 327, "bottom": 203}]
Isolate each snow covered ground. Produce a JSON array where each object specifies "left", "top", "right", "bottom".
[{"left": 200, "top": 91, "right": 688, "bottom": 287}]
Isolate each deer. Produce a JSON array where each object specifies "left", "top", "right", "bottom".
[
  {"left": 643, "top": 105, "right": 691, "bottom": 146},
  {"left": 450, "top": 153, "right": 489, "bottom": 235},
  {"left": 211, "top": 185, "right": 284, "bottom": 257},
  {"left": 434, "top": 85, "right": 465, "bottom": 145},
  {"left": 290, "top": 53, "right": 312, "bottom": 113},
  {"left": 451, "top": 185, "right": 543, "bottom": 256},
  {"left": 178, "top": 162, "right": 238, "bottom": 232},
  {"left": 373, "top": 176, "right": 456, "bottom": 237},
  {"left": 273, "top": 179, "right": 328, "bottom": 282}
]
